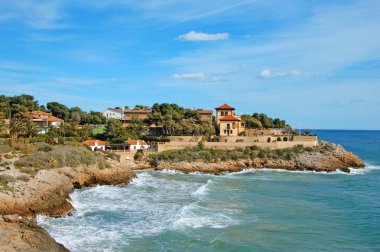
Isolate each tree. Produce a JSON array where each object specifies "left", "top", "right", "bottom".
[
  {"left": 47, "top": 102, "right": 69, "bottom": 120},
  {"left": 104, "top": 119, "right": 128, "bottom": 143},
  {"left": 24, "top": 120, "right": 38, "bottom": 139},
  {"left": 9, "top": 119, "right": 24, "bottom": 142}
]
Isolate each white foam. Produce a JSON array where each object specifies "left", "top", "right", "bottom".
[
  {"left": 174, "top": 203, "right": 239, "bottom": 229},
  {"left": 191, "top": 180, "right": 212, "bottom": 197}
]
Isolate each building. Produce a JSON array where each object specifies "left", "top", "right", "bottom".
[
  {"left": 124, "top": 140, "right": 150, "bottom": 150},
  {"left": 215, "top": 104, "right": 245, "bottom": 136},
  {"left": 83, "top": 140, "right": 106, "bottom": 151},
  {"left": 123, "top": 108, "right": 152, "bottom": 126},
  {"left": 196, "top": 109, "right": 213, "bottom": 123},
  {"left": 103, "top": 107, "right": 124, "bottom": 120},
  {"left": 27, "top": 111, "right": 63, "bottom": 134}
]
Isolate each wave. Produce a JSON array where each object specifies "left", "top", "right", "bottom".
[
  {"left": 174, "top": 203, "right": 239, "bottom": 229},
  {"left": 191, "top": 179, "right": 213, "bottom": 197}
]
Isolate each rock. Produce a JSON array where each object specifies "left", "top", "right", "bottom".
[
  {"left": 142, "top": 143, "right": 365, "bottom": 174},
  {"left": 0, "top": 221, "right": 68, "bottom": 252},
  {"left": 0, "top": 162, "right": 136, "bottom": 251}
]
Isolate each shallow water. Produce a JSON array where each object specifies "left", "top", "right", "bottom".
[{"left": 39, "top": 130, "right": 380, "bottom": 251}]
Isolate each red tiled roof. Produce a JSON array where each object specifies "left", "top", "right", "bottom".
[
  {"left": 219, "top": 114, "right": 241, "bottom": 121},
  {"left": 47, "top": 116, "right": 63, "bottom": 122},
  {"left": 215, "top": 104, "right": 235, "bottom": 110},
  {"left": 27, "top": 111, "right": 63, "bottom": 122},
  {"left": 125, "top": 140, "right": 148, "bottom": 145},
  {"left": 83, "top": 140, "right": 106, "bottom": 146}
]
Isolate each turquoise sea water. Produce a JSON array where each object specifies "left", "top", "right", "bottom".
[{"left": 39, "top": 130, "right": 380, "bottom": 252}]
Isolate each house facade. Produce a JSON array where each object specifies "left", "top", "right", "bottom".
[
  {"left": 124, "top": 140, "right": 150, "bottom": 150},
  {"left": 215, "top": 104, "right": 245, "bottom": 136},
  {"left": 83, "top": 140, "right": 106, "bottom": 151},
  {"left": 122, "top": 109, "right": 152, "bottom": 126},
  {"left": 103, "top": 108, "right": 124, "bottom": 120},
  {"left": 27, "top": 111, "right": 63, "bottom": 134}
]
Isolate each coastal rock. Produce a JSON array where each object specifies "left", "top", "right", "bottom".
[
  {"left": 149, "top": 143, "right": 365, "bottom": 174},
  {"left": 0, "top": 162, "right": 136, "bottom": 251},
  {"left": 0, "top": 220, "right": 68, "bottom": 252}
]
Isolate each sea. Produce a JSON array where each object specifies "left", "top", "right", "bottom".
[{"left": 38, "top": 130, "right": 380, "bottom": 252}]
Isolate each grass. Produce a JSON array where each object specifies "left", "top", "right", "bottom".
[{"left": 148, "top": 143, "right": 335, "bottom": 166}]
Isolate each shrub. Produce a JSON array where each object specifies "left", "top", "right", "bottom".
[
  {"left": 0, "top": 145, "right": 13, "bottom": 154},
  {"left": 11, "top": 142, "right": 38, "bottom": 154},
  {"left": 0, "top": 175, "right": 16, "bottom": 189},
  {"left": 34, "top": 142, "right": 53, "bottom": 152},
  {"left": 134, "top": 149, "right": 144, "bottom": 161},
  {"left": 17, "top": 174, "right": 30, "bottom": 182},
  {"left": 15, "top": 145, "right": 107, "bottom": 171},
  {"left": 150, "top": 158, "right": 160, "bottom": 168}
]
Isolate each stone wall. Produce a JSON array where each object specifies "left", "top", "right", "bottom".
[{"left": 152, "top": 136, "right": 318, "bottom": 152}]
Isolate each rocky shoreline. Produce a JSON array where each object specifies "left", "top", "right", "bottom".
[
  {"left": 0, "top": 143, "right": 365, "bottom": 251},
  {"left": 0, "top": 161, "right": 137, "bottom": 251},
  {"left": 145, "top": 143, "right": 365, "bottom": 174}
]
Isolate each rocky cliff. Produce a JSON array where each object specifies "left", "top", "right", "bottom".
[{"left": 0, "top": 161, "right": 136, "bottom": 251}]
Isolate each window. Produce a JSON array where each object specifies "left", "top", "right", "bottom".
[
  {"left": 227, "top": 123, "right": 230, "bottom": 129},
  {"left": 241, "top": 123, "right": 244, "bottom": 127}
]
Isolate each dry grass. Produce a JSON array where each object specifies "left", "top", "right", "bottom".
[{"left": 15, "top": 145, "right": 108, "bottom": 174}]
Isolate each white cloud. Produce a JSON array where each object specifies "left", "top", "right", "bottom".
[
  {"left": 178, "top": 31, "right": 230, "bottom": 41},
  {"left": 171, "top": 73, "right": 207, "bottom": 80},
  {"left": 258, "top": 69, "right": 319, "bottom": 78},
  {"left": 170, "top": 73, "right": 227, "bottom": 82}
]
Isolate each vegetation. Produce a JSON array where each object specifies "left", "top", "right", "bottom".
[
  {"left": 149, "top": 143, "right": 335, "bottom": 165},
  {"left": 145, "top": 103, "right": 215, "bottom": 137},
  {"left": 15, "top": 145, "right": 108, "bottom": 174},
  {"left": 134, "top": 149, "right": 144, "bottom": 161},
  {"left": 241, "top": 113, "right": 288, "bottom": 129},
  {"left": 0, "top": 93, "right": 296, "bottom": 145},
  {"left": 0, "top": 94, "right": 106, "bottom": 125},
  {"left": 0, "top": 175, "right": 16, "bottom": 190}
]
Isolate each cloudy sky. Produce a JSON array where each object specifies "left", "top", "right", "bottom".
[{"left": 1, "top": 0, "right": 379, "bottom": 129}]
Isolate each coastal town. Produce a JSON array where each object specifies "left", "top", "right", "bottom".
[
  {"left": 0, "top": 96, "right": 367, "bottom": 252},
  {"left": 0, "top": 94, "right": 318, "bottom": 163}
]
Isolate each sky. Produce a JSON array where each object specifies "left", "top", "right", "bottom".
[{"left": 0, "top": 0, "right": 379, "bottom": 130}]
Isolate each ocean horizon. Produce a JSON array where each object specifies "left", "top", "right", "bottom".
[{"left": 39, "top": 130, "right": 380, "bottom": 251}]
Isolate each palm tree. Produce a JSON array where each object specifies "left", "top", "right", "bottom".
[
  {"left": 24, "top": 121, "right": 38, "bottom": 139},
  {"left": 9, "top": 119, "right": 24, "bottom": 143}
]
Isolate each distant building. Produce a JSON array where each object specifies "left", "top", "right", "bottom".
[
  {"left": 215, "top": 104, "right": 245, "bottom": 136},
  {"left": 123, "top": 108, "right": 152, "bottom": 126},
  {"left": 103, "top": 108, "right": 124, "bottom": 120},
  {"left": 196, "top": 109, "right": 213, "bottom": 123},
  {"left": 83, "top": 140, "right": 106, "bottom": 151},
  {"left": 27, "top": 111, "right": 63, "bottom": 134},
  {"left": 124, "top": 140, "right": 150, "bottom": 150}
]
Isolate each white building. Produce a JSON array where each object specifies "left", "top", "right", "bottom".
[
  {"left": 83, "top": 140, "right": 106, "bottom": 151},
  {"left": 103, "top": 107, "right": 124, "bottom": 120},
  {"left": 124, "top": 140, "right": 150, "bottom": 151}
]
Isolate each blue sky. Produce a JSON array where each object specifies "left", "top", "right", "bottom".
[{"left": 1, "top": 0, "right": 379, "bottom": 129}]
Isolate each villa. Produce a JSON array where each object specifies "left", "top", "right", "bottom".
[
  {"left": 215, "top": 104, "right": 245, "bottom": 136},
  {"left": 27, "top": 111, "right": 63, "bottom": 134}
]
